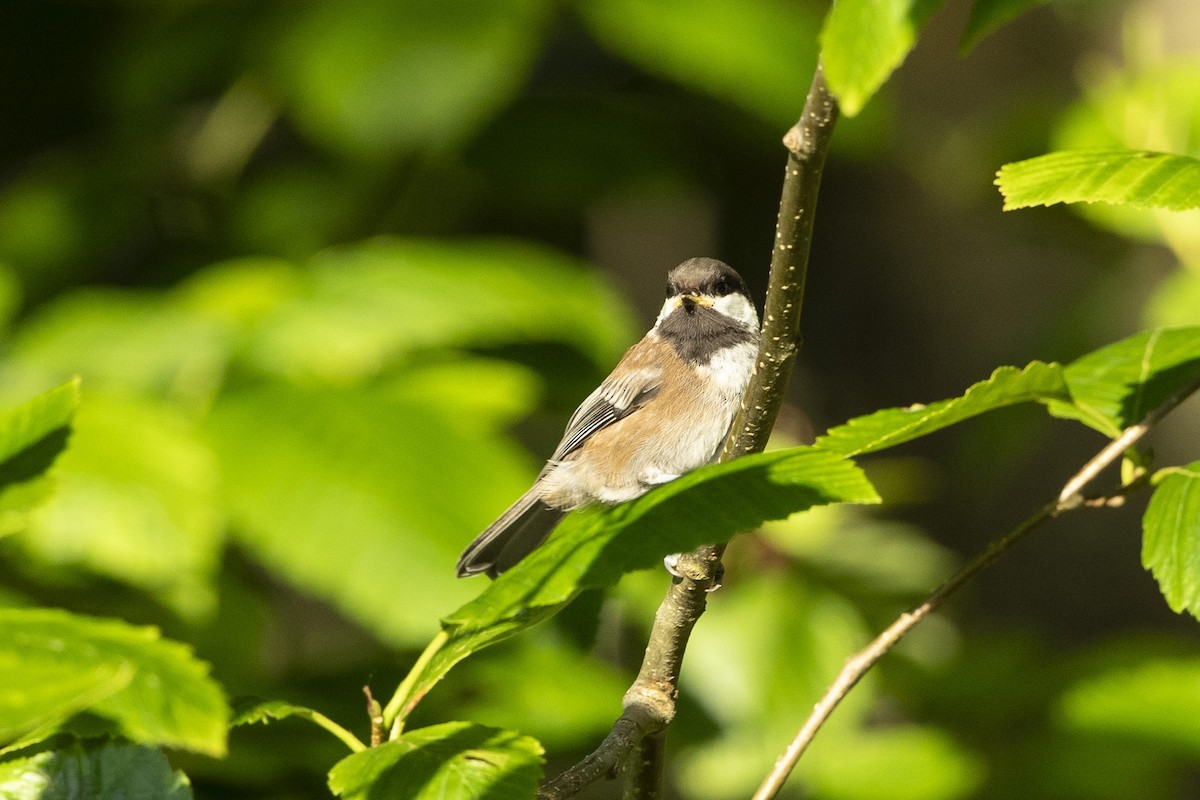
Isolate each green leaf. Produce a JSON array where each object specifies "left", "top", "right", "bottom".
[
  {"left": 576, "top": 0, "right": 820, "bottom": 127},
  {"left": 960, "top": 0, "right": 1050, "bottom": 52},
  {"left": 806, "top": 727, "right": 983, "bottom": 800},
  {"left": 400, "top": 447, "right": 878, "bottom": 716},
  {"left": 206, "top": 366, "right": 537, "bottom": 647},
  {"left": 2, "top": 290, "right": 230, "bottom": 408},
  {"left": 815, "top": 362, "right": 1070, "bottom": 457},
  {"left": 1058, "top": 657, "right": 1200, "bottom": 752},
  {"left": 1050, "top": 326, "right": 1200, "bottom": 436},
  {"left": 0, "top": 380, "right": 80, "bottom": 535},
  {"left": 996, "top": 149, "right": 1200, "bottom": 211},
  {"left": 272, "top": 0, "right": 550, "bottom": 157},
  {"left": 241, "top": 238, "right": 633, "bottom": 382},
  {"left": 1141, "top": 463, "right": 1200, "bottom": 619},
  {"left": 231, "top": 699, "right": 323, "bottom": 728},
  {"left": 0, "top": 661, "right": 132, "bottom": 745},
  {"left": 328, "top": 722, "right": 543, "bottom": 800},
  {"left": 16, "top": 393, "right": 223, "bottom": 619},
  {"left": 820, "top": 0, "right": 943, "bottom": 117},
  {"left": 0, "top": 609, "right": 228, "bottom": 756},
  {"left": 0, "top": 380, "right": 79, "bottom": 468},
  {"left": 1050, "top": 58, "right": 1200, "bottom": 251},
  {"left": 0, "top": 740, "right": 192, "bottom": 800},
  {"left": 231, "top": 699, "right": 366, "bottom": 752}
]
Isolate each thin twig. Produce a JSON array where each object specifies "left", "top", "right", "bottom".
[
  {"left": 538, "top": 62, "right": 839, "bottom": 800},
  {"left": 752, "top": 374, "right": 1200, "bottom": 800}
]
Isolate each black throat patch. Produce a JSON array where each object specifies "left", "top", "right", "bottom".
[{"left": 657, "top": 304, "right": 756, "bottom": 364}]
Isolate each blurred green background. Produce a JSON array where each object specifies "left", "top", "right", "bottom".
[{"left": 2, "top": 0, "right": 1199, "bottom": 797}]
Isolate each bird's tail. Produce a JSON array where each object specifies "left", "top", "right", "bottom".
[{"left": 455, "top": 488, "right": 567, "bottom": 578}]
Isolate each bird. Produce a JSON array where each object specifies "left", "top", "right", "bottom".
[{"left": 456, "top": 257, "right": 760, "bottom": 578}]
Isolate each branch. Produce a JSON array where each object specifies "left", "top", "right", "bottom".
[
  {"left": 751, "top": 374, "right": 1200, "bottom": 800},
  {"left": 538, "top": 62, "right": 839, "bottom": 800}
]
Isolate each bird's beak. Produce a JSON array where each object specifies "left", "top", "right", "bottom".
[{"left": 674, "top": 294, "right": 713, "bottom": 311}]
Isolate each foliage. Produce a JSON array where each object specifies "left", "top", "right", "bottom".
[
  {"left": 996, "top": 149, "right": 1200, "bottom": 211},
  {"left": 1, "top": 1, "right": 1200, "bottom": 799}
]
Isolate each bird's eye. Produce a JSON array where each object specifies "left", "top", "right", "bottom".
[
  {"left": 665, "top": 284, "right": 674, "bottom": 297},
  {"left": 714, "top": 278, "right": 730, "bottom": 295}
]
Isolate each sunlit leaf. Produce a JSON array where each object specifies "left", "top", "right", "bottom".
[
  {"left": 273, "top": 0, "right": 551, "bottom": 156},
  {"left": 1142, "top": 463, "right": 1200, "bottom": 619},
  {"left": 996, "top": 149, "right": 1200, "bottom": 211},
  {"left": 206, "top": 364, "right": 538, "bottom": 647},
  {"left": 0, "top": 609, "right": 228, "bottom": 756},
  {"left": 328, "top": 722, "right": 542, "bottom": 800},
  {"left": 1049, "top": 326, "right": 1200, "bottom": 436},
  {"left": 1052, "top": 58, "right": 1200, "bottom": 250},
  {"left": 0, "top": 740, "right": 192, "bottom": 800},
  {"left": 815, "top": 362, "right": 1069, "bottom": 457},
  {"left": 0, "top": 380, "right": 78, "bottom": 468},
  {"left": 820, "top": 0, "right": 943, "bottom": 117},
  {"left": 803, "top": 726, "right": 983, "bottom": 800},
  {"left": 2, "top": 290, "right": 230, "bottom": 408},
  {"left": 577, "top": 0, "right": 820, "bottom": 126},
  {"left": 242, "top": 238, "right": 633, "bottom": 382},
  {"left": 0, "top": 659, "right": 132, "bottom": 744},
  {"left": 960, "top": 0, "right": 1051, "bottom": 52},
  {"left": 17, "top": 393, "right": 223, "bottom": 619},
  {"left": 1058, "top": 657, "right": 1200, "bottom": 752},
  {"left": 0, "top": 380, "right": 79, "bottom": 535},
  {"left": 398, "top": 447, "right": 878, "bottom": 717}
]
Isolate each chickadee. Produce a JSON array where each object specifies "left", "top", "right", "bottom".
[{"left": 456, "top": 257, "right": 759, "bottom": 578}]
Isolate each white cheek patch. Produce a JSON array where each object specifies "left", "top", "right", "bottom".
[{"left": 713, "top": 293, "right": 759, "bottom": 329}]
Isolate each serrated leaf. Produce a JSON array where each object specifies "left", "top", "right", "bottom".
[
  {"left": 1141, "top": 463, "right": 1200, "bottom": 619},
  {"left": 328, "top": 722, "right": 543, "bottom": 800},
  {"left": 1050, "top": 326, "right": 1200, "bottom": 436},
  {"left": 1058, "top": 657, "right": 1200, "bottom": 752},
  {"left": 17, "top": 393, "right": 222, "bottom": 619},
  {"left": 1050, "top": 58, "right": 1200, "bottom": 250},
  {"left": 577, "top": 0, "right": 820, "bottom": 127},
  {"left": 960, "top": 0, "right": 1051, "bottom": 52},
  {"left": 0, "top": 609, "right": 228, "bottom": 756},
  {"left": 820, "top": 0, "right": 943, "bottom": 117},
  {"left": 230, "top": 699, "right": 322, "bottom": 728},
  {"left": 815, "top": 362, "right": 1070, "bottom": 457},
  {"left": 398, "top": 447, "right": 878, "bottom": 717},
  {"left": 0, "top": 740, "right": 192, "bottom": 800},
  {"left": 996, "top": 149, "right": 1200, "bottom": 211},
  {"left": 230, "top": 698, "right": 365, "bottom": 752},
  {"left": 206, "top": 367, "right": 537, "bottom": 647},
  {"left": 273, "top": 0, "right": 550, "bottom": 156}
]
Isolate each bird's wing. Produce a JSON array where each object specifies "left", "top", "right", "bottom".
[{"left": 550, "top": 366, "right": 661, "bottom": 462}]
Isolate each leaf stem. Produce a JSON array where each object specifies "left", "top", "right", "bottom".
[
  {"left": 299, "top": 709, "right": 369, "bottom": 753},
  {"left": 382, "top": 629, "right": 450, "bottom": 739}
]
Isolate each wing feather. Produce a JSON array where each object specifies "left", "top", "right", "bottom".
[{"left": 550, "top": 367, "right": 661, "bottom": 461}]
